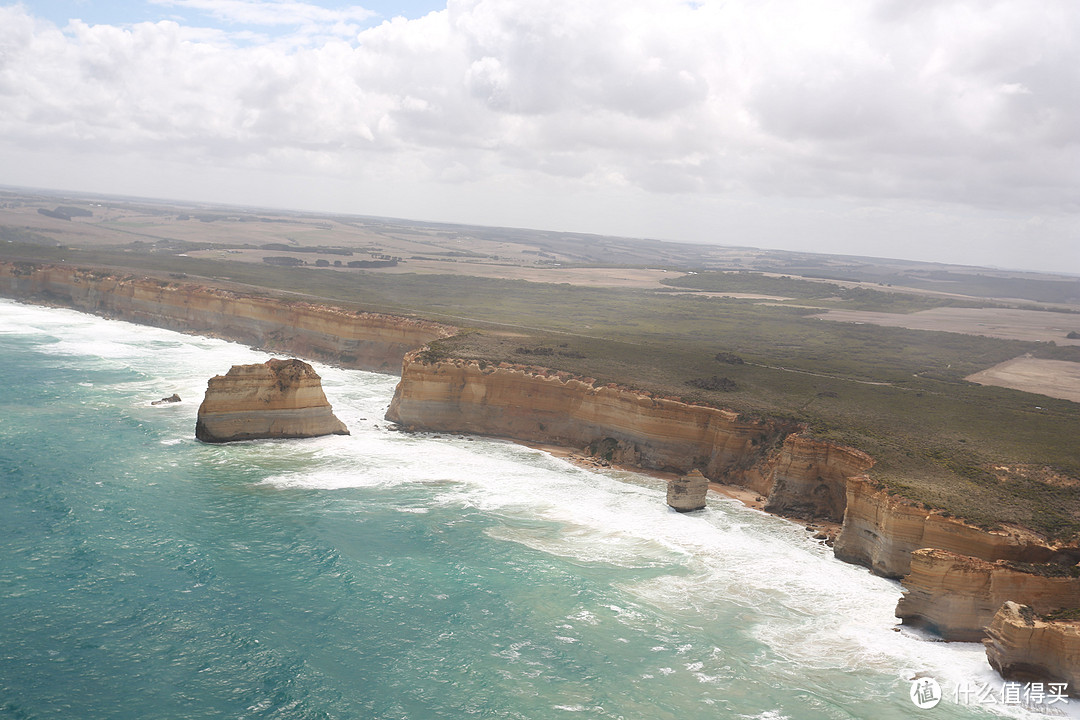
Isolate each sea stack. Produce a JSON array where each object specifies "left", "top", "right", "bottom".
[
  {"left": 195, "top": 358, "right": 349, "bottom": 443},
  {"left": 667, "top": 469, "right": 709, "bottom": 512}
]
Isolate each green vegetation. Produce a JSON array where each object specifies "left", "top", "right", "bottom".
[
  {"left": 3, "top": 234, "right": 1080, "bottom": 540},
  {"left": 791, "top": 267, "right": 1080, "bottom": 306},
  {"left": 1042, "top": 607, "right": 1080, "bottom": 622},
  {"left": 662, "top": 270, "right": 978, "bottom": 312}
]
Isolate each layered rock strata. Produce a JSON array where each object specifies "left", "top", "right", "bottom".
[
  {"left": 386, "top": 353, "right": 802, "bottom": 481},
  {"left": 386, "top": 352, "right": 890, "bottom": 532},
  {"left": 985, "top": 602, "right": 1080, "bottom": 696},
  {"left": 196, "top": 359, "right": 349, "bottom": 443},
  {"left": 760, "top": 437, "right": 873, "bottom": 523},
  {"left": 895, "top": 549, "right": 1080, "bottom": 642},
  {"left": 385, "top": 355, "right": 1068, "bottom": 557},
  {"left": 668, "top": 470, "right": 709, "bottom": 512},
  {"left": 833, "top": 477, "right": 1061, "bottom": 578},
  {"left": 0, "top": 262, "right": 454, "bottom": 373}
]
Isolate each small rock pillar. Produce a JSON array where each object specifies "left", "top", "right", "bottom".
[{"left": 667, "top": 469, "right": 708, "bottom": 512}]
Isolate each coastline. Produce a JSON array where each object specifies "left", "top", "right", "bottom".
[
  {"left": 523, "top": 439, "right": 772, "bottom": 512},
  {"left": 2, "top": 260, "right": 1078, "bottom": 690}
]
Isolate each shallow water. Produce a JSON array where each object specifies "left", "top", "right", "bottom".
[{"left": 0, "top": 299, "right": 1066, "bottom": 719}]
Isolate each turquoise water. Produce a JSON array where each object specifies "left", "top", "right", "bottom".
[{"left": 0, "top": 299, "right": 1054, "bottom": 719}]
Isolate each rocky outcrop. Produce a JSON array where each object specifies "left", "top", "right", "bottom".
[
  {"left": 385, "top": 352, "right": 1080, "bottom": 682},
  {"left": 195, "top": 359, "right": 349, "bottom": 443},
  {"left": 0, "top": 262, "right": 454, "bottom": 373},
  {"left": 385, "top": 353, "right": 887, "bottom": 528},
  {"left": 895, "top": 549, "right": 1080, "bottom": 641},
  {"left": 985, "top": 602, "right": 1080, "bottom": 696},
  {"left": 762, "top": 437, "right": 872, "bottom": 523},
  {"left": 668, "top": 470, "right": 709, "bottom": 512},
  {"left": 151, "top": 393, "right": 181, "bottom": 405},
  {"left": 386, "top": 353, "right": 804, "bottom": 481},
  {"left": 833, "top": 477, "right": 1061, "bottom": 578}
]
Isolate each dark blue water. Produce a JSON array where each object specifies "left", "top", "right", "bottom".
[{"left": 0, "top": 300, "right": 1029, "bottom": 719}]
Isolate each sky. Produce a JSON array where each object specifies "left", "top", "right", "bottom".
[{"left": 1, "top": 1, "right": 1078, "bottom": 274}]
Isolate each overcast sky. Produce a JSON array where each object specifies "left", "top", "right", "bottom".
[{"left": 1, "top": 1, "right": 1078, "bottom": 273}]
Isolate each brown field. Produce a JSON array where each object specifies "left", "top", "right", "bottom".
[
  {"left": 654, "top": 290, "right": 793, "bottom": 301},
  {"left": 813, "top": 307, "right": 1080, "bottom": 346},
  {"left": 189, "top": 248, "right": 677, "bottom": 288},
  {"left": 967, "top": 356, "right": 1080, "bottom": 403}
]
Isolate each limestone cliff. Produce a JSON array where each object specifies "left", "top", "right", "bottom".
[
  {"left": 386, "top": 353, "right": 804, "bottom": 481},
  {"left": 0, "top": 262, "right": 454, "bottom": 373},
  {"left": 384, "top": 353, "right": 1070, "bottom": 575},
  {"left": 385, "top": 353, "right": 884, "bottom": 530},
  {"left": 895, "top": 549, "right": 1080, "bottom": 642},
  {"left": 196, "top": 358, "right": 349, "bottom": 443},
  {"left": 833, "top": 477, "right": 1061, "bottom": 578},
  {"left": 985, "top": 602, "right": 1080, "bottom": 696},
  {"left": 761, "top": 436, "right": 873, "bottom": 523}
]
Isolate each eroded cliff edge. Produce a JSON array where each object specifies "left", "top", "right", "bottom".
[
  {"left": 0, "top": 262, "right": 455, "bottom": 373},
  {"left": 196, "top": 358, "right": 349, "bottom": 443},
  {"left": 386, "top": 353, "right": 1067, "bottom": 568},
  {"left": 895, "top": 549, "right": 1080, "bottom": 642},
  {"left": 386, "top": 351, "right": 1080, "bottom": 684},
  {"left": 985, "top": 602, "right": 1080, "bottom": 697}
]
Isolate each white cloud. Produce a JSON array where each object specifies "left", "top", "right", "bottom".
[
  {"left": 147, "top": 0, "right": 376, "bottom": 27},
  {"left": 0, "top": 0, "right": 1077, "bottom": 271}
]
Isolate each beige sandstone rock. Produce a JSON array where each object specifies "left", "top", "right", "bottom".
[
  {"left": 985, "top": 602, "right": 1080, "bottom": 696},
  {"left": 762, "top": 436, "right": 872, "bottom": 523},
  {"left": 0, "top": 262, "right": 454, "bottom": 373},
  {"left": 196, "top": 359, "right": 349, "bottom": 443},
  {"left": 895, "top": 549, "right": 1080, "bottom": 642},
  {"left": 833, "top": 477, "right": 1061, "bottom": 578},
  {"left": 385, "top": 352, "right": 791, "bottom": 479},
  {"left": 668, "top": 469, "right": 709, "bottom": 512}
]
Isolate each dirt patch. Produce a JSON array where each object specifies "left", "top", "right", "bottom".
[
  {"left": 813, "top": 307, "right": 1080, "bottom": 346},
  {"left": 967, "top": 356, "right": 1080, "bottom": 403},
  {"left": 989, "top": 464, "right": 1080, "bottom": 489},
  {"left": 657, "top": 291, "right": 793, "bottom": 301}
]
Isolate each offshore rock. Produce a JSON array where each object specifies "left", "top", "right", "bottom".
[
  {"left": 151, "top": 393, "right": 181, "bottom": 405},
  {"left": 668, "top": 469, "right": 709, "bottom": 512},
  {"left": 985, "top": 602, "right": 1080, "bottom": 696},
  {"left": 195, "top": 359, "right": 348, "bottom": 443},
  {"left": 895, "top": 549, "right": 1080, "bottom": 642}
]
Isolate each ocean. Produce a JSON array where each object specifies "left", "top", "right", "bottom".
[{"left": 0, "top": 298, "right": 1065, "bottom": 720}]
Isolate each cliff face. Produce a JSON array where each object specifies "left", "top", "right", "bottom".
[
  {"left": 196, "top": 358, "right": 349, "bottom": 443},
  {"left": 985, "top": 602, "right": 1080, "bottom": 696},
  {"left": 387, "top": 354, "right": 791, "bottom": 478},
  {"left": 385, "top": 354, "right": 872, "bottom": 525},
  {"left": 833, "top": 477, "right": 1060, "bottom": 578},
  {"left": 0, "top": 262, "right": 454, "bottom": 373},
  {"left": 385, "top": 355, "right": 1070, "bottom": 568},
  {"left": 762, "top": 437, "right": 873, "bottom": 524},
  {"left": 895, "top": 550, "right": 1080, "bottom": 642}
]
